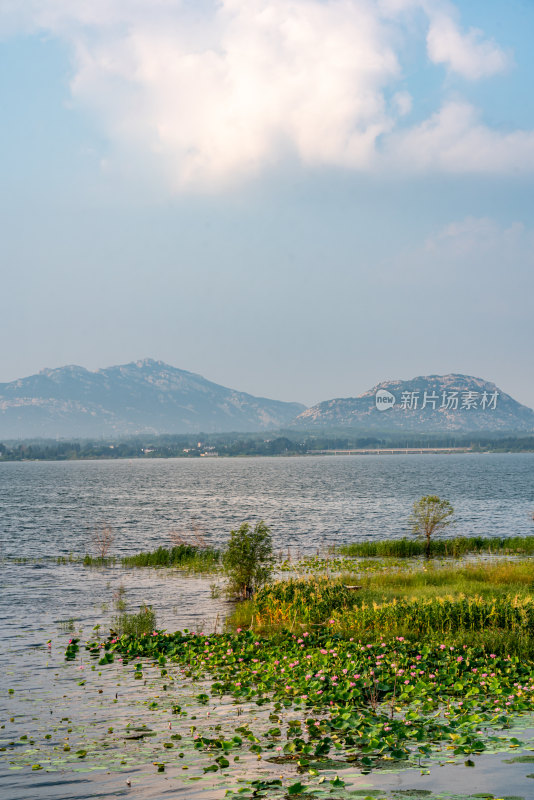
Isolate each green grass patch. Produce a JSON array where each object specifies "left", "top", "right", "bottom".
[
  {"left": 231, "top": 559, "right": 534, "bottom": 657},
  {"left": 337, "top": 536, "right": 534, "bottom": 559},
  {"left": 82, "top": 554, "right": 117, "bottom": 567},
  {"left": 120, "top": 544, "right": 220, "bottom": 572}
]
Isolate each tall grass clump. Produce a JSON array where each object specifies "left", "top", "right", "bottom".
[
  {"left": 338, "top": 535, "right": 534, "bottom": 559},
  {"left": 112, "top": 604, "right": 156, "bottom": 637},
  {"left": 83, "top": 554, "right": 117, "bottom": 567},
  {"left": 253, "top": 578, "right": 360, "bottom": 626},
  {"left": 121, "top": 544, "right": 220, "bottom": 572},
  {"left": 336, "top": 595, "right": 534, "bottom": 639}
]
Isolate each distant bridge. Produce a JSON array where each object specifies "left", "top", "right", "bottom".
[{"left": 307, "top": 447, "right": 473, "bottom": 456}]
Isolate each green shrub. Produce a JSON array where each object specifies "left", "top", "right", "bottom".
[{"left": 222, "top": 521, "right": 275, "bottom": 599}]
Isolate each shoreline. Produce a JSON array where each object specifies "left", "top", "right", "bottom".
[{"left": 3, "top": 448, "right": 534, "bottom": 463}]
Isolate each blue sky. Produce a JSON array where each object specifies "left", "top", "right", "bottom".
[{"left": 1, "top": 0, "right": 533, "bottom": 409}]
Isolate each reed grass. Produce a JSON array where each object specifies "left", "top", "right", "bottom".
[
  {"left": 230, "top": 558, "right": 534, "bottom": 656},
  {"left": 83, "top": 554, "right": 116, "bottom": 567},
  {"left": 337, "top": 535, "right": 534, "bottom": 558},
  {"left": 121, "top": 544, "right": 220, "bottom": 572},
  {"left": 112, "top": 604, "right": 157, "bottom": 637}
]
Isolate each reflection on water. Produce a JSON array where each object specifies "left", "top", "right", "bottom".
[{"left": 1, "top": 563, "right": 232, "bottom": 800}]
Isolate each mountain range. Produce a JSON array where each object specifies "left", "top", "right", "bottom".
[
  {"left": 0, "top": 363, "right": 533, "bottom": 439},
  {"left": 0, "top": 360, "right": 305, "bottom": 438}
]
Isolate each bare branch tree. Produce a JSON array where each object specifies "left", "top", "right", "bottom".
[
  {"left": 92, "top": 525, "right": 115, "bottom": 561},
  {"left": 169, "top": 517, "right": 207, "bottom": 549}
]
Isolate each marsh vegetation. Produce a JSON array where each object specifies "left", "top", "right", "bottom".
[
  {"left": 337, "top": 535, "right": 534, "bottom": 559},
  {"left": 57, "top": 532, "right": 534, "bottom": 800},
  {"left": 232, "top": 559, "right": 534, "bottom": 658}
]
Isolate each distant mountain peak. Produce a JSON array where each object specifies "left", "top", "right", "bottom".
[
  {"left": 0, "top": 360, "right": 305, "bottom": 438},
  {"left": 132, "top": 358, "right": 168, "bottom": 369},
  {"left": 39, "top": 364, "right": 89, "bottom": 376},
  {"left": 292, "top": 374, "right": 534, "bottom": 433}
]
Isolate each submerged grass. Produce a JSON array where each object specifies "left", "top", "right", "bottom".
[
  {"left": 112, "top": 604, "right": 157, "bottom": 637},
  {"left": 337, "top": 535, "right": 534, "bottom": 559},
  {"left": 82, "top": 545, "right": 219, "bottom": 571},
  {"left": 121, "top": 544, "right": 220, "bottom": 572},
  {"left": 83, "top": 554, "right": 117, "bottom": 567}
]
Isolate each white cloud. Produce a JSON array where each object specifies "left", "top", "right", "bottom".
[
  {"left": 385, "top": 101, "right": 534, "bottom": 173},
  {"left": 425, "top": 216, "right": 532, "bottom": 259},
  {"left": 25, "top": 0, "right": 403, "bottom": 188},
  {"left": 2, "top": 0, "right": 533, "bottom": 189},
  {"left": 427, "top": 13, "right": 509, "bottom": 79}
]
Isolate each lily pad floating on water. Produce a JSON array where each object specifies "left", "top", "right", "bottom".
[
  {"left": 330, "top": 776, "right": 346, "bottom": 788},
  {"left": 287, "top": 781, "right": 308, "bottom": 795},
  {"left": 123, "top": 726, "right": 156, "bottom": 740}
]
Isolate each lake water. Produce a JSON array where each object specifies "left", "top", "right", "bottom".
[
  {"left": 2, "top": 453, "right": 534, "bottom": 559},
  {"left": 1, "top": 454, "right": 534, "bottom": 799}
]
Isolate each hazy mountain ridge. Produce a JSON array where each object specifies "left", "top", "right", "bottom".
[
  {"left": 1, "top": 365, "right": 533, "bottom": 438},
  {"left": 293, "top": 374, "right": 534, "bottom": 433},
  {"left": 0, "top": 360, "right": 305, "bottom": 438}
]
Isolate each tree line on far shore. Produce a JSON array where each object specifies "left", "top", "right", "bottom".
[{"left": 1, "top": 433, "right": 534, "bottom": 461}]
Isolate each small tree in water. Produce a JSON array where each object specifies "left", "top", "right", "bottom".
[
  {"left": 410, "top": 495, "right": 455, "bottom": 558},
  {"left": 223, "top": 521, "right": 274, "bottom": 599},
  {"left": 92, "top": 525, "right": 114, "bottom": 563}
]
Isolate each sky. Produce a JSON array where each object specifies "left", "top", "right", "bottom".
[{"left": 1, "top": 0, "right": 533, "bottom": 409}]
